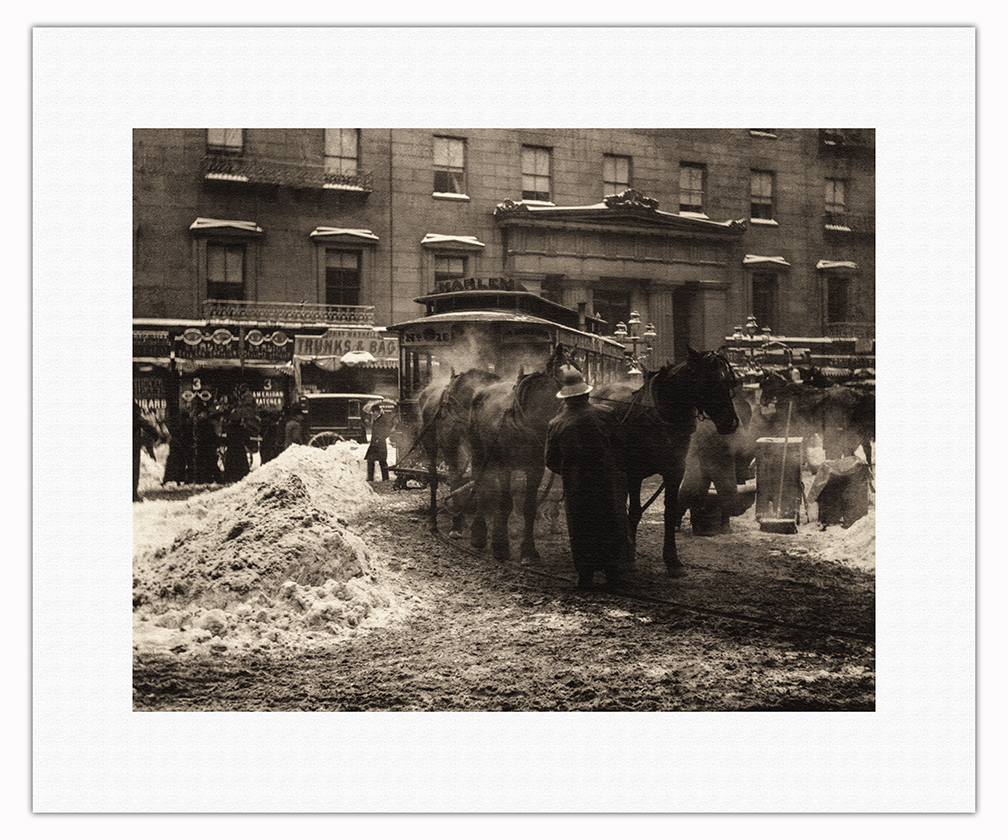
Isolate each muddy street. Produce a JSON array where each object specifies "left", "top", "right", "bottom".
[{"left": 133, "top": 451, "right": 875, "bottom": 712}]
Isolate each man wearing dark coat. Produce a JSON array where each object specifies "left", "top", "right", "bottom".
[
  {"left": 544, "top": 367, "right": 633, "bottom": 589},
  {"left": 162, "top": 402, "right": 195, "bottom": 486},
  {"left": 192, "top": 399, "right": 223, "bottom": 485},
  {"left": 365, "top": 404, "right": 397, "bottom": 482},
  {"left": 222, "top": 413, "right": 252, "bottom": 483}
]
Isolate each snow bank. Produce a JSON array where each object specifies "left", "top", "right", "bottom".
[
  {"left": 133, "top": 443, "right": 411, "bottom": 657},
  {"left": 814, "top": 509, "right": 876, "bottom": 572}
]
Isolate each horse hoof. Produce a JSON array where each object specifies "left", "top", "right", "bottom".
[
  {"left": 521, "top": 549, "right": 541, "bottom": 562},
  {"left": 450, "top": 529, "right": 465, "bottom": 541},
  {"left": 492, "top": 545, "right": 510, "bottom": 562},
  {"left": 666, "top": 565, "right": 688, "bottom": 578}
]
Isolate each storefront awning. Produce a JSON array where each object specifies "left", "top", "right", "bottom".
[{"left": 294, "top": 354, "right": 398, "bottom": 371}]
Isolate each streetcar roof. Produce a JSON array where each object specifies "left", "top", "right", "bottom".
[{"left": 387, "top": 310, "right": 625, "bottom": 348}]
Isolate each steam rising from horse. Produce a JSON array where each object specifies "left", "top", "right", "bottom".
[
  {"left": 417, "top": 368, "right": 500, "bottom": 537},
  {"left": 468, "top": 369, "right": 561, "bottom": 561}
]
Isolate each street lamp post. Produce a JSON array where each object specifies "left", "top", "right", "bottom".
[{"left": 613, "top": 311, "right": 657, "bottom": 374}]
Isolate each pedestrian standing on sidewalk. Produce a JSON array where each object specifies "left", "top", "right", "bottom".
[{"left": 365, "top": 404, "right": 397, "bottom": 482}]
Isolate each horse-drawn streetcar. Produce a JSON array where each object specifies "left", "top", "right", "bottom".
[
  {"left": 384, "top": 279, "right": 741, "bottom": 577},
  {"left": 386, "top": 280, "right": 628, "bottom": 482}
]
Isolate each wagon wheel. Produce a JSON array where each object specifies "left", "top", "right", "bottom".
[{"left": 309, "top": 431, "right": 345, "bottom": 448}]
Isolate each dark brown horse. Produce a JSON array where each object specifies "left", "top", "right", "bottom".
[
  {"left": 467, "top": 369, "right": 562, "bottom": 562},
  {"left": 417, "top": 367, "right": 501, "bottom": 535},
  {"left": 591, "top": 348, "right": 740, "bottom": 577}
]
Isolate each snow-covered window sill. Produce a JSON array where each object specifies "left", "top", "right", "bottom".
[
  {"left": 679, "top": 211, "right": 710, "bottom": 220},
  {"left": 749, "top": 130, "right": 777, "bottom": 138},
  {"left": 749, "top": 218, "right": 779, "bottom": 227},
  {"left": 432, "top": 192, "right": 471, "bottom": 202}
]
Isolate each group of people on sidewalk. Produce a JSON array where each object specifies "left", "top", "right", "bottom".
[{"left": 134, "top": 388, "right": 403, "bottom": 502}]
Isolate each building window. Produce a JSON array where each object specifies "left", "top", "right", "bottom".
[
  {"left": 206, "top": 243, "right": 245, "bottom": 301},
  {"left": 325, "top": 250, "right": 361, "bottom": 306},
  {"left": 325, "top": 129, "right": 359, "bottom": 178},
  {"left": 434, "top": 254, "right": 468, "bottom": 284},
  {"left": 750, "top": 169, "right": 774, "bottom": 220},
  {"left": 825, "top": 177, "right": 846, "bottom": 217},
  {"left": 827, "top": 275, "right": 851, "bottom": 323},
  {"left": 679, "top": 163, "right": 706, "bottom": 214},
  {"left": 206, "top": 129, "right": 243, "bottom": 154},
  {"left": 522, "top": 145, "right": 552, "bottom": 202},
  {"left": 752, "top": 272, "right": 777, "bottom": 332},
  {"left": 592, "top": 288, "right": 631, "bottom": 334},
  {"left": 433, "top": 136, "right": 466, "bottom": 195},
  {"left": 603, "top": 154, "right": 631, "bottom": 195}
]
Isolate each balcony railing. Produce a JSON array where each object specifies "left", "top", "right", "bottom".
[
  {"left": 202, "top": 299, "right": 375, "bottom": 326},
  {"left": 202, "top": 154, "right": 373, "bottom": 193},
  {"left": 823, "top": 211, "right": 875, "bottom": 235}
]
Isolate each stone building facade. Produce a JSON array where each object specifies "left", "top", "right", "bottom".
[{"left": 134, "top": 127, "right": 874, "bottom": 373}]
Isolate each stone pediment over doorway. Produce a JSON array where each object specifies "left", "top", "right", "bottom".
[{"left": 494, "top": 189, "right": 747, "bottom": 237}]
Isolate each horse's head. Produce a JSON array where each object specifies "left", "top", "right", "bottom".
[
  {"left": 514, "top": 369, "right": 563, "bottom": 428},
  {"left": 669, "top": 347, "right": 739, "bottom": 434}
]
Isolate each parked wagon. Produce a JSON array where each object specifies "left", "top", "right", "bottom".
[{"left": 297, "top": 392, "right": 387, "bottom": 447}]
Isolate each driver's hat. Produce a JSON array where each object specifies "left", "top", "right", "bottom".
[{"left": 556, "top": 365, "right": 592, "bottom": 399}]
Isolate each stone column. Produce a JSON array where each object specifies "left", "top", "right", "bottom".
[
  {"left": 699, "top": 287, "right": 728, "bottom": 352},
  {"left": 646, "top": 284, "right": 677, "bottom": 367}
]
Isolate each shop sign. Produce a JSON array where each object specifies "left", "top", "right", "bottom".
[
  {"left": 295, "top": 328, "right": 399, "bottom": 360},
  {"left": 133, "top": 329, "right": 171, "bottom": 358}
]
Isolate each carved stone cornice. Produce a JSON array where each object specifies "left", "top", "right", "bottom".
[{"left": 602, "top": 188, "right": 658, "bottom": 211}]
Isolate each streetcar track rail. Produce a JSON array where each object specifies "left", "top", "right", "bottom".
[{"left": 426, "top": 522, "right": 874, "bottom": 645}]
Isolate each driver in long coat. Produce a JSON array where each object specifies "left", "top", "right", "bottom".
[{"left": 545, "top": 366, "right": 632, "bottom": 590}]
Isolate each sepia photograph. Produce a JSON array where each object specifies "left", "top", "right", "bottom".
[
  {"left": 31, "top": 25, "right": 977, "bottom": 814},
  {"left": 130, "top": 127, "right": 877, "bottom": 712}
]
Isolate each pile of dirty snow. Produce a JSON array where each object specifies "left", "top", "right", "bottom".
[
  {"left": 133, "top": 443, "right": 413, "bottom": 657},
  {"left": 814, "top": 509, "right": 876, "bottom": 572}
]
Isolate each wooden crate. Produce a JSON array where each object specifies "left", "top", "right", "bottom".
[{"left": 755, "top": 437, "right": 804, "bottom": 525}]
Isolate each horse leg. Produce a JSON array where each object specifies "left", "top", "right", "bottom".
[
  {"left": 443, "top": 444, "right": 470, "bottom": 539},
  {"left": 425, "top": 444, "right": 439, "bottom": 533},
  {"left": 663, "top": 468, "right": 687, "bottom": 577},
  {"left": 710, "top": 459, "right": 740, "bottom": 535},
  {"left": 626, "top": 475, "right": 643, "bottom": 560},
  {"left": 519, "top": 464, "right": 544, "bottom": 562},
  {"left": 490, "top": 466, "right": 513, "bottom": 562}
]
